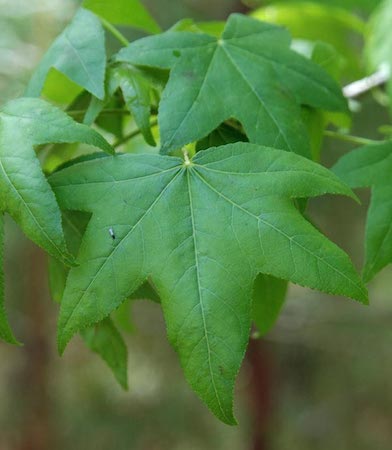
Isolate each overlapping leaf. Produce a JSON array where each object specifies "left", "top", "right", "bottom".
[
  {"left": 253, "top": 0, "right": 381, "bottom": 13},
  {"left": 49, "top": 142, "right": 366, "bottom": 424},
  {"left": 81, "top": 318, "right": 128, "bottom": 389},
  {"left": 333, "top": 141, "right": 392, "bottom": 281},
  {"left": 84, "top": 65, "right": 156, "bottom": 146},
  {"left": 48, "top": 209, "right": 153, "bottom": 385},
  {"left": 0, "top": 97, "right": 112, "bottom": 272},
  {"left": 116, "top": 14, "right": 347, "bottom": 156},
  {"left": 25, "top": 8, "right": 106, "bottom": 100},
  {"left": 252, "top": 274, "right": 288, "bottom": 336},
  {"left": 83, "top": 0, "right": 160, "bottom": 33}
]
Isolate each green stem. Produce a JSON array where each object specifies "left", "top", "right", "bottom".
[
  {"left": 99, "top": 17, "right": 129, "bottom": 47},
  {"left": 67, "top": 108, "right": 130, "bottom": 117},
  {"left": 323, "top": 130, "right": 378, "bottom": 146},
  {"left": 113, "top": 119, "right": 158, "bottom": 148}
]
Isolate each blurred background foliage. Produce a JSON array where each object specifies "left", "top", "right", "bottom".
[{"left": 1, "top": 0, "right": 392, "bottom": 449}]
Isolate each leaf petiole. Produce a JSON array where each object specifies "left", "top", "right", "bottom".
[
  {"left": 99, "top": 17, "right": 129, "bottom": 47},
  {"left": 323, "top": 130, "right": 378, "bottom": 146}
]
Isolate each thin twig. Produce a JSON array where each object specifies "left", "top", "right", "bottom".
[
  {"left": 99, "top": 17, "right": 129, "bottom": 47},
  {"left": 343, "top": 64, "right": 390, "bottom": 98},
  {"left": 113, "top": 119, "right": 158, "bottom": 148},
  {"left": 67, "top": 108, "right": 130, "bottom": 118},
  {"left": 323, "top": 130, "right": 377, "bottom": 146}
]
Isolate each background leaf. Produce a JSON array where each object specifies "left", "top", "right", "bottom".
[
  {"left": 0, "top": 215, "right": 18, "bottom": 344},
  {"left": 251, "top": 2, "right": 365, "bottom": 79},
  {"left": 25, "top": 8, "right": 106, "bottom": 100},
  {"left": 0, "top": 97, "right": 112, "bottom": 267},
  {"left": 252, "top": 274, "right": 288, "bottom": 336},
  {"left": 83, "top": 0, "right": 160, "bottom": 33},
  {"left": 81, "top": 318, "right": 128, "bottom": 389},
  {"left": 333, "top": 141, "right": 392, "bottom": 281}
]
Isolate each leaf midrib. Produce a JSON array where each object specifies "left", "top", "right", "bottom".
[{"left": 186, "top": 168, "right": 229, "bottom": 423}]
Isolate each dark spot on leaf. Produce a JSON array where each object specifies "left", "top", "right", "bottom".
[{"left": 173, "top": 50, "right": 181, "bottom": 57}]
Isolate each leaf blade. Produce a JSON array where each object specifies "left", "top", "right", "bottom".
[
  {"left": 50, "top": 143, "right": 366, "bottom": 423},
  {"left": 116, "top": 14, "right": 347, "bottom": 156},
  {"left": 25, "top": 8, "right": 106, "bottom": 100}
]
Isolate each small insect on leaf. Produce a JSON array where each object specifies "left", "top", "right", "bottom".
[{"left": 109, "top": 227, "right": 116, "bottom": 240}]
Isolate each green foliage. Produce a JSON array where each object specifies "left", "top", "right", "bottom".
[
  {"left": 85, "top": 65, "right": 157, "bottom": 146},
  {"left": 0, "top": 98, "right": 112, "bottom": 342},
  {"left": 251, "top": 2, "right": 365, "bottom": 78},
  {"left": 49, "top": 143, "right": 366, "bottom": 423},
  {"left": 25, "top": 9, "right": 106, "bottom": 100},
  {"left": 2, "top": 2, "right": 392, "bottom": 425},
  {"left": 83, "top": 0, "right": 161, "bottom": 33},
  {"left": 81, "top": 318, "right": 128, "bottom": 389},
  {"left": 366, "top": 0, "right": 392, "bottom": 69},
  {"left": 244, "top": 0, "right": 382, "bottom": 13},
  {"left": 253, "top": 274, "right": 288, "bottom": 336},
  {"left": 365, "top": 0, "right": 392, "bottom": 107},
  {"left": 116, "top": 14, "right": 347, "bottom": 156},
  {"left": 0, "top": 215, "right": 18, "bottom": 344},
  {"left": 333, "top": 142, "right": 392, "bottom": 282}
]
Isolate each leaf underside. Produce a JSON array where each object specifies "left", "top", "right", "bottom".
[{"left": 49, "top": 142, "right": 366, "bottom": 424}]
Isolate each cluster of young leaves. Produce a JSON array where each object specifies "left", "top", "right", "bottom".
[{"left": 1, "top": 0, "right": 392, "bottom": 425}]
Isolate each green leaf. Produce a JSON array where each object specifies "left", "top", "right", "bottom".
[
  {"left": 40, "top": 69, "right": 83, "bottom": 106},
  {"left": 85, "top": 65, "right": 156, "bottom": 145},
  {"left": 48, "top": 210, "right": 129, "bottom": 386},
  {"left": 251, "top": 2, "right": 365, "bottom": 79},
  {"left": 333, "top": 141, "right": 392, "bottom": 281},
  {"left": 49, "top": 142, "right": 366, "bottom": 424},
  {"left": 366, "top": 0, "right": 392, "bottom": 71},
  {"left": 365, "top": 0, "right": 392, "bottom": 108},
  {"left": 116, "top": 14, "right": 347, "bottom": 156},
  {"left": 0, "top": 214, "right": 18, "bottom": 344},
  {"left": 247, "top": 0, "right": 381, "bottom": 13},
  {"left": 252, "top": 274, "right": 288, "bottom": 336},
  {"left": 0, "top": 98, "right": 113, "bottom": 267},
  {"left": 196, "top": 123, "right": 247, "bottom": 152},
  {"left": 170, "top": 19, "right": 225, "bottom": 37},
  {"left": 25, "top": 8, "right": 106, "bottom": 100},
  {"left": 81, "top": 317, "right": 128, "bottom": 389},
  {"left": 83, "top": 0, "right": 160, "bottom": 33}
]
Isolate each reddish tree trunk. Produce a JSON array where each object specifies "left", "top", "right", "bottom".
[
  {"left": 246, "top": 339, "right": 274, "bottom": 450},
  {"left": 18, "top": 246, "right": 53, "bottom": 450}
]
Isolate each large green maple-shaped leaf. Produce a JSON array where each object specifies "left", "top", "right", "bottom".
[
  {"left": 116, "top": 14, "right": 347, "bottom": 156},
  {"left": 83, "top": 0, "right": 160, "bottom": 34},
  {"left": 333, "top": 141, "right": 392, "bottom": 281},
  {"left": 49, "top": 142, "right": 366, "bottom": 424},
  {"left": 25, "top": 8, "right": 106, "bottom": 100}
]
